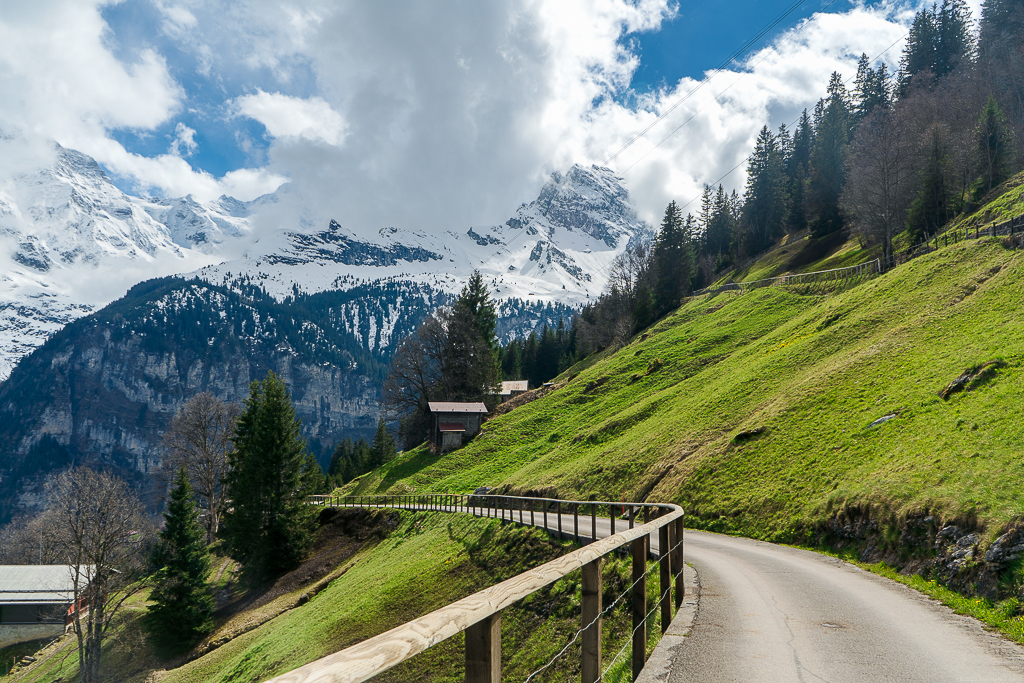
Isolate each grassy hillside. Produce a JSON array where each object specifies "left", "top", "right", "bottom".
[
  {"left": 8, "top": 510, "right": 664, "bottom": 683},
  {"left": 346, "top": 236, "right": 1024, "bottom": 549}
]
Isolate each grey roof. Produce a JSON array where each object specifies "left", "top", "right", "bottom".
[
  {"left": 428, "top": 402, "right": 488, "bottom": 414},
  {"left": 0, "top": 565, "right": 90, "bottom": 604},
  {"left": 501, "top": 381, "right": 529, "bottom": 393}
]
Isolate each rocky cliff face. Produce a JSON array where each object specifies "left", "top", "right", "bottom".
[{"left": 0, "top": 278, "right": 378, "bottom": 521}]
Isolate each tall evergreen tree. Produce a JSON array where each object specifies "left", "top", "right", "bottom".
[
  {"left": 653, "top": 200, "right": 692, "bottom": 317},
  {"left": 371, "top": 418, "right": 397, "bottom": 467},
  {"left": 224, "top": 371, "right": 316, "bottom": 577},
  {"left": 853, "top": 55, "right": 892, "bottom": 126},
  {"left": 807, "top": 73, "right": 851, "bottom": 237},
  {"left": 976, "top": 95, "right": 1014, "bottom": 193},
  {"left": 786, "top": 109, "right": 814, "bottom": 233},
  {"left": 741, "top": 126, "right": 789, "bottom": 254},
  {"left": 900, "top": 0, "right": 974, "bottom": 92},
  {"left": 456, "top": 271, "right": 498, "bottom": 354},
  {"left": 146, "top": 468, "right": 214, "bottom": 651}
]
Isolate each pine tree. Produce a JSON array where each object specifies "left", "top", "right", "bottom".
[
  {"left": 146, "top": 467, "right": 214, "bottom": 651},
  {"left": 741, "top": 126, "right": 789, "bottom": 254},
  {"left": 807, "top": 73, "right": 850, "bottom": 237},
  {"left": 224, "top": 371, "right": 315, "bottom": 577},
  {"left": 457, "top": 271, "right": 498, "bottom": 353},
  {"left": 976, "top": 95, "right": 1013, "bottom": 194},
  {"left": 786, "top": 110, "right": 814, "bottom": 233},
  {"left": 653, "top": 200, "right": 692, "bottom": 317},
  {"left": 371, "top": 418, "right": 396, "bottom": 467}
]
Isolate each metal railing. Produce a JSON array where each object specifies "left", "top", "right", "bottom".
[{"left": 272, "top": 494, "right": 686, "bottom": 683}]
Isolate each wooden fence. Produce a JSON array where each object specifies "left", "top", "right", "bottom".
[
  {"left": 268, "top": 494, "right": 685, "bottom": 683},
  {"left": 696, "top": 213, "right": 1024, "bottom": 296}
]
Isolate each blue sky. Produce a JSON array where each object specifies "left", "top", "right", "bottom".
[
  {"left": 626, "top": 0, "right": 856, "bottom": 94},
  {"left": 0, "top": 0, "right": 922, "bottom": 231},
  {"left": 97, "top": 0, "right": 860, "bottom": 185}
]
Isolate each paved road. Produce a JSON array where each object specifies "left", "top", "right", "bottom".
[
  {"left": 341, "top": 502, "right": 1024, "bottom": 681},
  {"left": 669, "top": 532, "right": 1024, "bottom": 683}
]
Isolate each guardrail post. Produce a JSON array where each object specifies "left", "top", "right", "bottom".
[
  {"left": 582, "top": 558, "right": 603, "bottom": 683},
  {"left": 673, "top": 517, "right": 685, "bottom": 609},
  {"left": 557, "top": 501, "right": 563, "bottom": 540},
  {"left": 644, "top": 506, "right": 650, "bottom": 557},
  {"left": 465, "top": 612, "right": 501, "bottom": 683},
  {"left": 632, "top": 537, "right": 646, "bottom": 681},
  {"left": 659, "top": 523, "right": 671, "bottom": 633},
  {"left": 591, "top": 504, "right": 597, "bottom": 544},
  {"left": 543, "top": 501, "right": 548, "bottom": 532},
  {"left": 530, "top": 499, "right": 535, "bottom": 527},
  {"left": 574, "top": 505, "right": 579, "bottom": 544},
  {"left": 610, "top": 507, "right": 616, "bottom": 536}
]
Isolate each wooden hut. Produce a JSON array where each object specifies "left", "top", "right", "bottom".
[{"left": 428, "top": 402, "right": 488, "bottom": 452}]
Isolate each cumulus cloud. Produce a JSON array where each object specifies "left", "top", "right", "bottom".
[
  {"left": 0, "top": 0, "right": 284, "bottom": 202},
  {"left": 169, "top": 122, "right": 198, "bottom": 157},
  {"left": 233, "top": 90, "right": 348, "bottom": 146},
  {"left": 0, "top": 0, "right": 924, "bottom": 234}
]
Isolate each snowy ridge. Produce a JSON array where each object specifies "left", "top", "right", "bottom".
[
  {"left": 0, "top": 145, "right": 647, "bottom": 379},
  {"left": 0, "top": 139, "right": 259, "bottom": 380},
  {"left": 196, "top": 163, "right": 649, "bottom": 308}
]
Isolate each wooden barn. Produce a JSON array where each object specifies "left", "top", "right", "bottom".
[
  {"left": 0, "top": 566, "right": 86, "bottom": 648},
  {"left": 428, "top": 402, "right": 488, "bottom": 452}
]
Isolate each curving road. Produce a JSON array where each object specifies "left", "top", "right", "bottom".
[{"left": 667, "top": 531, "right": 1024, "bottom": 683}]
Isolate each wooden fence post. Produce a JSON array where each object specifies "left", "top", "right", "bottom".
[
  {"left": 673, "top": 517, "right": 685, "bottom": 609},
  {"left": 644, "top": 506, "right": 651, "bottom": 557},
  {"left": 574, "top": 505, "right": 580, "bottom": 544},
  {"left": 465, "top": 613, "right": 501, "bottom": 683},
  {"left": 659, "top": 524, "right": 671, "bottom": 633},
  {"left": 582, "top": 559, "right": 603, "bottom": 683},
  {"left": 632, "top": 537, "right": 647, "bottom": 681}
]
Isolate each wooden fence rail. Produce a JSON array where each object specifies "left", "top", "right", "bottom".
[
  {"left": 270, "top": 494, "right": 685, "bottom": 683},
  {"left": 696, "top": 213, "right": 1024, "bottom": 296}
]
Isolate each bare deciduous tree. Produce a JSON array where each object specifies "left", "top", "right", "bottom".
[
  {"left": 162, "top": 393, "right": 239, "bottom": 542},
  {"left": 842, "top": 108, "right": 921, "bottom": 260},
  {"left": 47, "top": 467, "right": 152, "bottom": 683}
]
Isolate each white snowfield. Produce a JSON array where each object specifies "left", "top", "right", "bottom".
[{"left": 0, "top": 137, "right": 648, "bottom": 381}]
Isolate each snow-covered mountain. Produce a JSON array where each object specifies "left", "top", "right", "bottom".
[
  {"left": 195, "top": 164, "right": 650, "bottom": 351},
  {"left": 0, "top": 140, "right": 260, "bottom": 380},
  {"left": 0, "top": 138, "right": 648, "bottom": 380}
]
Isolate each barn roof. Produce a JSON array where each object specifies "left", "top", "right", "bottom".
[
  {"left": 0, "top": 565, "right": 90, "bottom": 605},
  {"left": 428, "top": 402, "right": 488, "bottom": 414},
  {"left": 501, "top": 381, "right": 529, "bottom": 393}
]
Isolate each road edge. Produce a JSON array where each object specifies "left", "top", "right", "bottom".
[{"left": 635, "top": 562, "right": 700, "bottom": 683}]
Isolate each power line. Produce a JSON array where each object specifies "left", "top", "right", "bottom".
[{"left": 603, "top": 0, "right": 814, "bottom": 166}]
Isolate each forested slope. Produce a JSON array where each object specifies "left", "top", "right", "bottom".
[{"left": 346, "top": 229, "right": 1024, "bottom": 589}]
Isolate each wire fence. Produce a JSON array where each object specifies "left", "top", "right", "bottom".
[
  {"left": 695, "top": 213, "right": 1024, "bottom": 297},
  {"left": 295, "top": 494, "right": 686, "bottom": 683}
]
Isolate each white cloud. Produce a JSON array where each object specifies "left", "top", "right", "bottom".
[
  {"left": 0, "top": 0, "right": 924, "bottom": 237},
  {"left": 232, "top": 90, "right": 348, "bottom": 146},
  {"left": 169, "top": 122, "right": 198, "bottom": 157}
]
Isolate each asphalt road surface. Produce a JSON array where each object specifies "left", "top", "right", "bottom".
[
  {"left": 342, "top": 502, "right": 1024, "bottom": 681},
  {"left": 672, "top": 531, "right": 1024, "bottom": 683}
]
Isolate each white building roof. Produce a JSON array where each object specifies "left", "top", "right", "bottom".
[
  {"left": 428, "top": 402, "right": 488, "bottom": 414},
  {"left": 501, "top": 381, "right": 529, "bottom": 393},
  {"left": 0, "top": 565, "right": 90, "bottom": 604}
]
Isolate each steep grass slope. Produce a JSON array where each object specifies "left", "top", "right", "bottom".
[
  {"left": 10, "top": 511, "right": 658, "bottom": 683},
  {"left": 348, "top": 237, "right": 1024, "bottom": 546}
]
